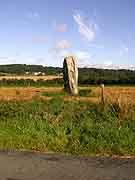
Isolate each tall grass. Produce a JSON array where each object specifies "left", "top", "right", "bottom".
[
  {"left": 0, "top": 97, "right": 135, "bottom": 156},
  {"left": 105, "top": 88, "right": 135, "bottom": 121}
]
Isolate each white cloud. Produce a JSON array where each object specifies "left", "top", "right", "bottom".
[
  {"left": 73, "top": 50, "right": 91, "bottom": 66},
  {"left": 48, "top": 49, "right": 91, "bottom": 67},
  {"left": 47, "top": 40, "right": 71, "bottom": 63},
  {"left": 0, "top": 54, "right": 49, "bottom": 65},
  {"left": 1, "top": 55, "right": 135, "bottom": 70},
  {"left": 120, "top": 45, "right": 129, "bottom": 56},
  {"left": 75, "top": 51, "right": 91, "bottom": 60},
  {"left": 48, "top": 48, "right": 91, "bottom": 67},
  {"left": 55, "top": 23, "right": 67, "bottom": 32},
  {"left": 56, "top": 40, "right": 71, "bottom": 49},
  {"left": 47, "top": 41, "right": 72, "bottom": 66},
  {"left": 103, "top": 60, "right": 113, "bottom": 66},
  {"left": 58, "top": 50, "right": 70, "bottom": 57},
  {"left": 124, "top": 47, "right": 129, "bottom": 52},
  {"left": 84, "top": 62, "right": 135, "bottom": 70},
  {"left": 0, "top": 57, "right": 11, "bottom": 64},
  {"left": 73, "top": 12, "right": 96, "bottom": 42}
]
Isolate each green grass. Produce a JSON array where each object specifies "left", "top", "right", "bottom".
[
  {"left": 41, "top": 89, "right": 95, "bottom": 97},
  {"left": 41, "top": 91, "right": 68, "bottom": 97},
  {"left": 79, "top": 89, "right": 97, "bottom": 97},
  {"left": 0, "top": 97, "right": 135, "bottom": 156}
]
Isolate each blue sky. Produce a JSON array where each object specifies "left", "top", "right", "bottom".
[{"left": 0, "top": 0, "right": 135, "bottom": 67}]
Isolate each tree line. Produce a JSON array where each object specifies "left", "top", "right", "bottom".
[
  {"left": 0, "top": 64, "right": 135, "bottom": 85},
  {"left": 0, "top": 64, "right": 62, "bottom": 75},
  {"left": 78, "top": 68, "right": 135, "bottom": 85}
]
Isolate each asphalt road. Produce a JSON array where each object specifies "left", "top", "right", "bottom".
[{"left": 0, "top": 151, "right": 135, "bottom": 180}]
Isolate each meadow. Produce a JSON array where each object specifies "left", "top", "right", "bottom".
[{"left": 0, "top": 78, "right": 134, "bottom": 156}]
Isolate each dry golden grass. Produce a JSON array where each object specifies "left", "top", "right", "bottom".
[
  {"left": 85, "top": 86, "right": 135, "bottom": 105},
  {"left": 0, "top": 87, "right": 62, "bottom": 101},
  {"left": 104, "top": 86, "right": 135, "bottom": 105},
  {"left": 0, "top": 75, "right": 62, "bottom": 81},
  {"left": 97, "top": 86, "right": 135, "bottom": 120},
  {"left": 0, "top": 87, "right": 99, "bottom": 102},
  {"left": 0, "top": 86, "right": 134, "bottom": 105}
]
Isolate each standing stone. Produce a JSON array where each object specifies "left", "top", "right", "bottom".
[{"left": 63, "top": 56, "right": 78, "bottom": 95}]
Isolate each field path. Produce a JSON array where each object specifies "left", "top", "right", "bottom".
[{"left": 0, "top": 150, "right": 135, "bottom": 180}]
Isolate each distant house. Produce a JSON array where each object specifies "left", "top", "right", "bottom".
[
  {"left": 25, "top": 72, "right": 30, "bottom": 75},
  {"left": 33, "top": 72, "right": 42, "bottom": 76},
  {"left": 59, "top": 73, "right": 63, "bottom": 76}
]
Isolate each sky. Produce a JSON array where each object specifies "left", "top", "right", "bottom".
[{"left": 0, "top": 0, "right": 135, "bottom": 67}]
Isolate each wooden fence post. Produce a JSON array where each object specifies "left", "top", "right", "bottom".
[{"left": 100, "top": 83, "right": 105, "bottom": 105}]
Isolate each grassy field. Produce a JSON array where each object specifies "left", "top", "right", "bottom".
[
  {"left": 0, "top": 85, "right": 134, "bottom": 156},
  {"left": 0, "top": 86, "right": 134, "bottom": 103},
  {"left": 0, "top": 75, "right": 62, "bottom": 81}
]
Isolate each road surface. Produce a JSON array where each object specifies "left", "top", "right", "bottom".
[{"left": 0, "top": 150, "right": 135, "bottom": 180}]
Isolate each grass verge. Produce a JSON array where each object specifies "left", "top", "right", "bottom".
[{"left": 0, "top": 97, "right": 135, "bottom": 156}]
